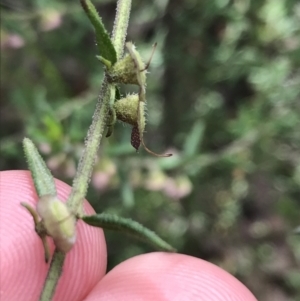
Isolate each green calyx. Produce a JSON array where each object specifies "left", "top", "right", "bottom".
[
  {"left": 107, "top": 43, "right": 172, "bottom": 157},
  {"left": 113, "top": 93, "right": 146, "bottom": 152},
  {"left": 113, "top": 94, "right": 145, "bottom": 127},
  {"left": 107, "top": 53, "right": 142, "bottom": 85},
  {"left": 107, "top": 43, "right": 147, "bottom": 85}
]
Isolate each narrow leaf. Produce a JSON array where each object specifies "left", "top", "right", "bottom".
[
  {"left": 82, "top": 213, "right": 176, "bottom": 252},
  {"left": 23, "top": 138, "right": 56, "bottom": 197},
  {"left": 80, "top": 0, "right": 117, "bottom": 64}
]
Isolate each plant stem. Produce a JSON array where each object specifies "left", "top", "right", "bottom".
[
  {"left": 67, "top": 79, "right": 113, "bottom": 213},
  {"left": 39, "top": 1, "right": 132, "bottom": 300},
  {"left": 39, "top": 250, "right": 65, "bottom": 301},
  {"left": 68, "top": 0, "right": 132, "bottom": 213},
  {"left": 112, "top": 0, "right": 132, "bottom": 59}
]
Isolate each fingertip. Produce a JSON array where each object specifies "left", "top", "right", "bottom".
[
  {"left": 0, "top": 170, "right": 107, "bottom": 301},
  {"left": 84, "top": 252, "right": 257, "bottom": 301}
]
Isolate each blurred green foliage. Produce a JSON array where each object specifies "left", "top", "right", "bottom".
[{"left": 1, "top": 0, "right": 300, "bottom": 299}]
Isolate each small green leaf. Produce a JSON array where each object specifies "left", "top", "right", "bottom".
[
  {"left": 80, "top": 0, "right": 117, "bottom": 64},
  {"left": 23, "top": 138, "right": 56, "bottom": 197},
  {"left": 82, "top": 213, "right": 176, "bottom": 252},
  {"left": 96, "top": 55, "right": 112, "bottom": 68}
]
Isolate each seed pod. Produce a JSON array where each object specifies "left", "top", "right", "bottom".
[
  {"left": 37, "top": 195, "right": 76, "bottom": 253},
  {"left": 113, "top": 94, "right": 140, "bottom": 125},
  {"left": 113, "top": 94, "right": 146, "bottom": 128},
  {"left": 109, "top": 42, "right": 171, "bottom": 157},
  {"left": 107, "top": 43, "right": 147, "bottom": 85}
]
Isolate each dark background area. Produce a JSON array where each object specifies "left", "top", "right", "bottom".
[{"left": 1, "top": 0, "right": 300, "bottom": 300}]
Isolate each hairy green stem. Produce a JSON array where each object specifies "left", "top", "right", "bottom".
[
  {"left": 68, "top": 0, "right": 131, "bottom": 213},
  {"left": 112, "top": 0, "right": 132, "bottom": 59},
  {"left": 39, "top": 1, "right": 132, "bottom": 300},
  {"left": 39, "top": 251, "right": 65, "bottom": 301},
  {"left": 67, "top": 79, "right": 113, "bottom": 213}
]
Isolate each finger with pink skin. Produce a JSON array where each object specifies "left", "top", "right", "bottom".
[
  {"left": 83, "top": 252, "right": 257, "bottom": 301},
  {"left": 0, "top": 170, "right": 107, "bottom": 301}
]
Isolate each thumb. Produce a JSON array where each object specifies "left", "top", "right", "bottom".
[{"left": 0, "top": 170, "right": 107, "bottom": 301}]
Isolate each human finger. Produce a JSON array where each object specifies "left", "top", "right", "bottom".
[
  {"left": 0, "top": 170, "right": 107, "bottom": 301},
  {"left": 83, "top": 252, "right": 257, "bottom": 301}
]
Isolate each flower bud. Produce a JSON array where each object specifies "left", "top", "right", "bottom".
[{"left": 37, "top": 195, "right": 76, "bottom": 253}]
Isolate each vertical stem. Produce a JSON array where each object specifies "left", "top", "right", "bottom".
[
  {"left": 67, "top": 80, "right": 113, "bottom": 213},
  {"left": 39, "top": 251, "right": 65, "bottom": 301},
  {"left": 39, "top": 1, "right": 132, "bottom": 300},
  {"left": 112, "top": 0, "right": 132, "bottom": 59},
  {"left": 68, "top": 0, "right": 132, "bottom": 213}
]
